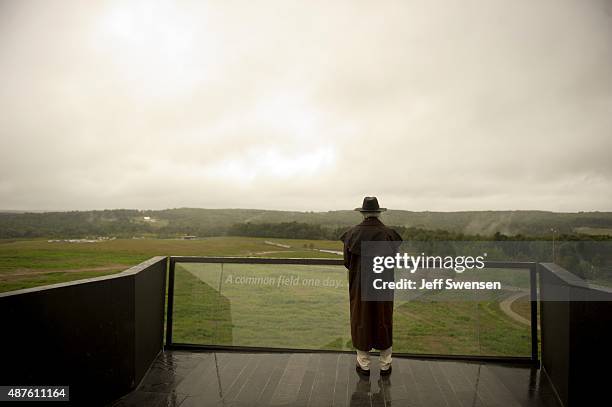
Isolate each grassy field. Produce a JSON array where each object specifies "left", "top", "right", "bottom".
[
  {"left": 0, "top": 237, "right": 534, "bottom": 357},
  {"left": 0, "top": 237, "right": 342, "bottom": 292}
]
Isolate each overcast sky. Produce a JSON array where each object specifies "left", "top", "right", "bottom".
[{"left": 1, "top": 0, "right": 611, "bottom": 212}]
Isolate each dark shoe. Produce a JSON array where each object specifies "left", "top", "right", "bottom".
[
  {"left": 380, "top": 365, "right": 392, "bottom": 376},
  {"left": 355, "top": 364, "right": 370, "bottom": 376}
]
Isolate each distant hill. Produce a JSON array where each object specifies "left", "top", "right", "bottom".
[{"left": 1, "top": 207, "right": 612, "bottom": 239}]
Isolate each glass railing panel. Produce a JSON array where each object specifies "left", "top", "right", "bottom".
[
  {"left": 172, "top": 262, "right": 352, "bottom": 350},
  {"left": 470, "top": 267, "right": 533, "bottom": 357},
  {"left": 391, "top": 267, "right": 532, "bottom": 357},
  {"left": 171, "top": 260, "right": 535, "bottom": 357},
  {"left": 392, "top": 293, "right": 480, "bottom": 356},
  {"left": 172, "top": 262, "right": 226, "bottom": 345}
]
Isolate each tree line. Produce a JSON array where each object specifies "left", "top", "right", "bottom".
[{"left": 1, "top": 211, "right": 611, "bottom": 241}]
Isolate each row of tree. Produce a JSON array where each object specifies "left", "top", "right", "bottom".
[{"left": 2, "top": 211, "right": 611, "bottom": 241}]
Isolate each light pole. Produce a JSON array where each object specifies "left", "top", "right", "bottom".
[{"left": 550, "top": 228, "right": 557, "bottom": 263}]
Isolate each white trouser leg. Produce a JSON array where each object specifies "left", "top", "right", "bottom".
[
  {"left": 379, "top": 346, "right": 392, "bottom": 370},
  {"left": 356, "top": 350, "right": 371, "bottom": 370}
]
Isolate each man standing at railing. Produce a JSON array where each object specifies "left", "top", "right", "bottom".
[{"left": 340, "top": 196, "right": 403, "bottom": 376}]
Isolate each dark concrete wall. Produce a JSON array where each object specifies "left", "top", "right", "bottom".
[
  {"left": 539, "top": 266, "right": 570, "bottom": 406},
  {"left": 134, "top": 260, "right": 167, "bottom": 381},
  {"left": 539, "top": 263, "right": 612, "bottom": 407},
  {"left": 0, "top": 256, "right": 167, "bottom": 406}
]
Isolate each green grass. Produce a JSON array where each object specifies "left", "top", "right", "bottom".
[
  {"left": 0, "top": 237, "right": 343, "bottom": 292},
  {"left": 0, "top": 270, "right": 123, "bottom": 292},
  {"left": 173, "top": 263, "right": 351, "bottom": 349},
  {"left": 573, "top": 226, "right": 612, "bottom": 236},
  {"left": 393, "top": 299, "right": 530, "bottom": 356}
]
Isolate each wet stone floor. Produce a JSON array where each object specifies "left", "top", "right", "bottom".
[{"left": 109, "top": 350, "right": 560, "bottom": 407}]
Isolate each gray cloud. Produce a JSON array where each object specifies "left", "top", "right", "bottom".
[{"left": 1, "top": 0, "right": 611, "bottom": 212}]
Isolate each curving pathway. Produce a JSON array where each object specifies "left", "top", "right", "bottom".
[{"left": 499, "top": 292, "right": 534, "bottom": 327}]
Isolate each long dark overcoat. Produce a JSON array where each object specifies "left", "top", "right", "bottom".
[{"left": 340, "top": 217, "right": 403, "bottom": 351}]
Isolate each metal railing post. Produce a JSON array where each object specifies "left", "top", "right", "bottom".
[
  {"left": 165, "top": 257, "right": 176, "bottom": 347},
  {"left": 529, "top": 262, "right": 539, "bottom": 365}
]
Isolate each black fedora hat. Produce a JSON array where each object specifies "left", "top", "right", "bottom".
[{"left": 354, "top": 196, "right": 387, "bottom": 212}]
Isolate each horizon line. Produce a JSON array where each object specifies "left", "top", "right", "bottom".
[{"left": 1, "top": 207, "right": 610, "bottom": 215}]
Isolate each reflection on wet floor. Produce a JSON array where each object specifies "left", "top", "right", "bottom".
[{"left": 110, "top": 350, "right": 560, "bottom": 407}]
